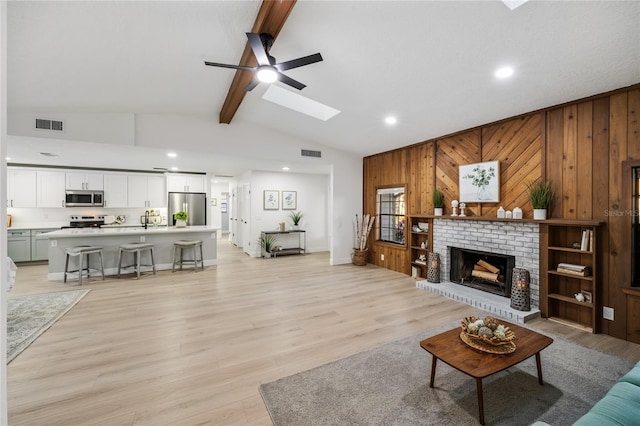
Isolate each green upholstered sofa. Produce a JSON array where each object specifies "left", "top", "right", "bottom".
[{"left": 533, "top": 360, "right": 640, "bottom": 425}]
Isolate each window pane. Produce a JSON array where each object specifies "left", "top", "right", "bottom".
[{"left": 376, "top": 187, "right": 405, "bottom": 245}]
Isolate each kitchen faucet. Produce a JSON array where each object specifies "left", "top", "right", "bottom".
[{"left": 144, "top": 210, "right": 150, "bottom": 230}]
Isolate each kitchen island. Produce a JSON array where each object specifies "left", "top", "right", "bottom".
[{"left": 40, "top": 226, "right": 218, "bottom": 281}]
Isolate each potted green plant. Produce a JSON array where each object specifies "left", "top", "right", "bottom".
[
  {"left": 289, "top": 211, "right": 303, "bottom": 228},
  {"left": 526, "top": 179, "right": 554, "bottom": 220},
  {"left": 174, "top": 211, "right": 188, "bottom": 227},
  {"left": 258, "top": 233, "right": 278, "bottom": 258},
  {"left": 433, "top": 187, "right": 445, "bottom": 216}
]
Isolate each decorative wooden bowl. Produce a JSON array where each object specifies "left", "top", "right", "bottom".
[{"left": 460, "top": 316, "right": 516, "bottom": 354}]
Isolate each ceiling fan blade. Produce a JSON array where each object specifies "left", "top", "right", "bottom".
[
  {"left": 277, "top": 73, "right": 306, "bottom": 90},
  {"left": 204, "top": 61, "right": 256, "bottom": 72},
  {"left": 246, "top": 32, "right": 271, "bottom": 66},
  {"left": 244, "top": 78, "right": 260, "bottom": 92},
  {"left": 275, "top": 53, "right": 323, "bottom": 72}
]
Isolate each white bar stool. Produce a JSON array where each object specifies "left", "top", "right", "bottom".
[
  {"left": 64, "top": 245, "right": 105, "bottom": 285},
  {"left": 117, "top": 243, "right": 156, "bottom": 279},
  {"left": 172, "top": 240, "right": 204, "bottom": 272}
]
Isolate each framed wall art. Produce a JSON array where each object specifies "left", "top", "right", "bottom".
[
  {"left": 263, "top": 190, "right": 279, "bottom": 210},
  {"left": 459, "top": 160, "right": 500, "bottom": 203},
  {"left": 282, "top": 190, "right": 297, "bottom": 210}
]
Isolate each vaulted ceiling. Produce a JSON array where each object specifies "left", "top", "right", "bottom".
[{"left": 6, "top": 1, "right": 640, "bottom": 174}]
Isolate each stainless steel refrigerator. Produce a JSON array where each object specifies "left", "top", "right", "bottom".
[{"left": 168, "top": 192, "right": 207, "bottom": 226}]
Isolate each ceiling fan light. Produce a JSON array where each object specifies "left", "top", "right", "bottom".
[{"left": 257, "top": 66, "right": 278, "bottom": 84}]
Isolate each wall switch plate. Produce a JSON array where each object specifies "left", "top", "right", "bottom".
[
  {"left": 603, "top": 306, "right": 615, "bottom": 321},
  {"left": 381, "top": 254, "right": 385, "bottom": 261},
  {"left": 140, "top": 236, "right": 145, "bottom": 242}
]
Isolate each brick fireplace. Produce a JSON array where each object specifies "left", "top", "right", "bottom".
[{"left": 420, "top": 218, "right": 540, "bottom": 310}]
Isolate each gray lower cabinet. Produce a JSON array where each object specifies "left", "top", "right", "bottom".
[
  {"left": 8, "top": 230, "right": 31, "bottom": 262},
  {"left": 31, "top": 229, "right": 56, "bottom": 261},
  {"left": 7, "top": 228, "right": 57, "bottom": 262}
]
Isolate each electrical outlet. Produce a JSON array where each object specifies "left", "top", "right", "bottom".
[
  {"left": 51, "top": 240, "right": 57, "bottom": 247},
  {"left": 381, "top": 254, "right": 385, "bottom": 261},
  {"left": 603, "top": 306, "right": 615, "bottom": 321},
  {"left": 140, "top": 236, "right": 145, "bottom": 243}
]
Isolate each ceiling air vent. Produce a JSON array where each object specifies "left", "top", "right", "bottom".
[
  {"left": 301, "top": 149, "right": 321, "bottom": 158},
  {"left": 35, "top": 118, "right": 64, "bottom": 131}
]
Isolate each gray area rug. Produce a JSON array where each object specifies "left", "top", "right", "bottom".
[
  {"left": 260, "top": 322, "right": 635, "bottom": 426},
  {"left": 7, "top": 289, "right": 90, "bottom": 363}
]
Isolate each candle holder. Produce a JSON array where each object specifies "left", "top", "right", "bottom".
[
  {"left": 459, "top": 202, "right": 467, "bottom": 217},
  {"left": 427, "top": 252, "right": 441, "bottom": 283},
  {"left": 510, "top": 268, "right": 531, "bottom": 311},
  {"left": 451, "top": 200, "right": 459, "bottom": 217}
]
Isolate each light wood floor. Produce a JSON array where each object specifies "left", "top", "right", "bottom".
[{"left": 8, "top": 238, "right": 640, "bottom": 425}]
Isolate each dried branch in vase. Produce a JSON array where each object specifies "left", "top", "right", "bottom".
[{"left": 354, "top": 214, "right": 375, "bottom": 250}]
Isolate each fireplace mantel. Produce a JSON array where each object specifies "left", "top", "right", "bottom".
[{"left": 412, "top": 215, "right": 601, "bottom": 226}]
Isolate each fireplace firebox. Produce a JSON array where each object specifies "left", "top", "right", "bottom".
[{"left": 449, "top": 246, "right": 516, "bottom": 297}]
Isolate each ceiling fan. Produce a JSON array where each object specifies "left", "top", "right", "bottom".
[{"left": 205, "top": 32, "right": 323, "bottom": 92}]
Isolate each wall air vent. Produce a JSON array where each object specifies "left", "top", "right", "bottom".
[
  {"left": 301, "top": 149, "right": 322, "bottom": 158},
  {"left": 35, "top": 118, "right": 64, "bottom": 131}
]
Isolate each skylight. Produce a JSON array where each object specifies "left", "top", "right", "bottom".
[{"left": 262, "top": 86, "right": 340, "bottom": 121}]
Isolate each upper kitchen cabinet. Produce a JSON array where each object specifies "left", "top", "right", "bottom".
[
  {"left": 167, "top": 174, "right": 206, "bottom": 193},
  {"left": 66, "top": 171, "right": 104, "bottom": 190},
  {"left": 128, "top": 174, "right": 166, "bottom": 208},
  {"left": 7, "top": 168, "right": 37, "bottom": 208},
  {"left": 37, "top": 170, "right": 66, "bottom": 208},
  {"left": 103, "top": 173, "right": 128, "bottom": 208}
]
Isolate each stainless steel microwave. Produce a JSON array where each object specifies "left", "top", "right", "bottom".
[{"left": 65, "top": 190, "right": 104, "bottom": 207}]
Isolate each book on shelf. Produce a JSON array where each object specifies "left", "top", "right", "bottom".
[
  {"left": 414, "top": 259, "right": 427, "bottom": 265},
  {"left": 579, "top": 229, "right": 593, "bottom": 252},
  {"left": 556, "top": 262, "right": 591, "bottom": 277}
]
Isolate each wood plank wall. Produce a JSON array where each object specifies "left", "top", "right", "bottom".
[{"left": 363, "top": 83, "right": 640, "bottom": 340}]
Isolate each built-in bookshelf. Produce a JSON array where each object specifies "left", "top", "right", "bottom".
[
  {"left": 539, "top": 220, "right": 602, "bottom": 333},
  {"left": 408, "top": 216, "right": 433, "bottom": 279}
]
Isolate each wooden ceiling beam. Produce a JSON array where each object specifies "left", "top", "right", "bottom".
[{"left": 218, "top": 0, "right": 297, "bottom": 124}]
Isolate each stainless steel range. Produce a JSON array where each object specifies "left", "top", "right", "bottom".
[{"left": 62, "top": 215, "right": 106, "bottom": 229}]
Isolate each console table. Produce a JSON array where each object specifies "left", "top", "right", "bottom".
[{"left": 261, "top": 230, "right": 305, "bottom": 258}]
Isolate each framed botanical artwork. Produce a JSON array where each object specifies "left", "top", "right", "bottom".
[
  {"left": 459, "top": 160, "right": 500, "bottom": 203},
  {"left": 263, "top": 190, "right": 279, "bottom": 210},
  {"left": 282, "top": 191, "right": 297, "bottom": 210}
]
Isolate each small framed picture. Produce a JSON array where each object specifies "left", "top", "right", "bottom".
[
  {"left": 264, "top": 190, "right": 279, "bottom": 210},
  {"left": 582, "top": 290, "right": 592, "bottom": 303},
  {"left": 282, "top": 190, "right": 297, "bottom": 210}
]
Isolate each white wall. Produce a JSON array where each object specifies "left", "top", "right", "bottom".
[
  {"left": 1, "top": 1, "right": 9, "bottom": 422},
  {"left": 249, "top": 171, "right": 329, "bottom": 257},
  {"left": 209, "top": 181, "right": 230, "bottom": 229},
  {"left": 8, "top": 112, "right": 135, "bottom": 146}
]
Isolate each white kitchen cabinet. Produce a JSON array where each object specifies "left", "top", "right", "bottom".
[
  {"left": 103, "top": 173, "right": 128, "bottom": 208},
  {"left": 167, "top": 174, "right": 206, "bottom": 193},
  {"left": 7, "top": 168, "right": 37, "bottom": 208},
  {"left": 8, "top": 230, "right": 31, "bottom": 262},
  {"left": 66, "top": 171, "right": 104, "bottom": 190},
  {"left": 128, "top": 174, "right": 166, "bottom": 208},
  {"left": 37, "top": 170, "right": 66, "bottom": 208}
]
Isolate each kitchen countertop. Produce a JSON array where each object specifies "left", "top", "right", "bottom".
[
  {"left": 8, "top": 223, "right": 67, "bottom": 230},
  {"left": 40, "top": 225, "right": 218, "bottom": 238}
]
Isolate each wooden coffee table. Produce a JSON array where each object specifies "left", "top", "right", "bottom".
[{"left": 420, "top": 320, "right": 553, "bottom": 425}]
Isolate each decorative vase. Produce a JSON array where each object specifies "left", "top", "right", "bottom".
[
  {"left": 477, "top": 185, "right": 491, "bottom": 201},
  {"left": 352, "top": 249, "right": 367, "bottom": 266},
  {"left": 434, "top": 208, "right": 443, "bottom": 217},
  {"left": 533, "top": 209, "right": 547, "bottom": 220},
  {"left": 175, "top": 219, "right": 187, "bottom": 227}
]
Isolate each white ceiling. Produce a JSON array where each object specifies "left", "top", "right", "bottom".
[{"left": 6, "top": 0, "right": 640, "bottom": 175}]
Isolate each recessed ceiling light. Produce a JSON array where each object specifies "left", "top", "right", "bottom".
[
  {"left": 170, "top": 167, "right": 179, "bottom": 171},
  {"left": 282, "top": 167, "right": 290, "bottom": 171},
  {"left": 495, "top": 66, "right": 515, "bottom": 79},
  {"left": 385, "top": 116, "right": 397, "bottom": 126},
  {"left": 5, "top": 157, "right": 10, "bottom": 161},
  {"left": 167, "top": 152, "right": 177, "bottom": 158}
]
